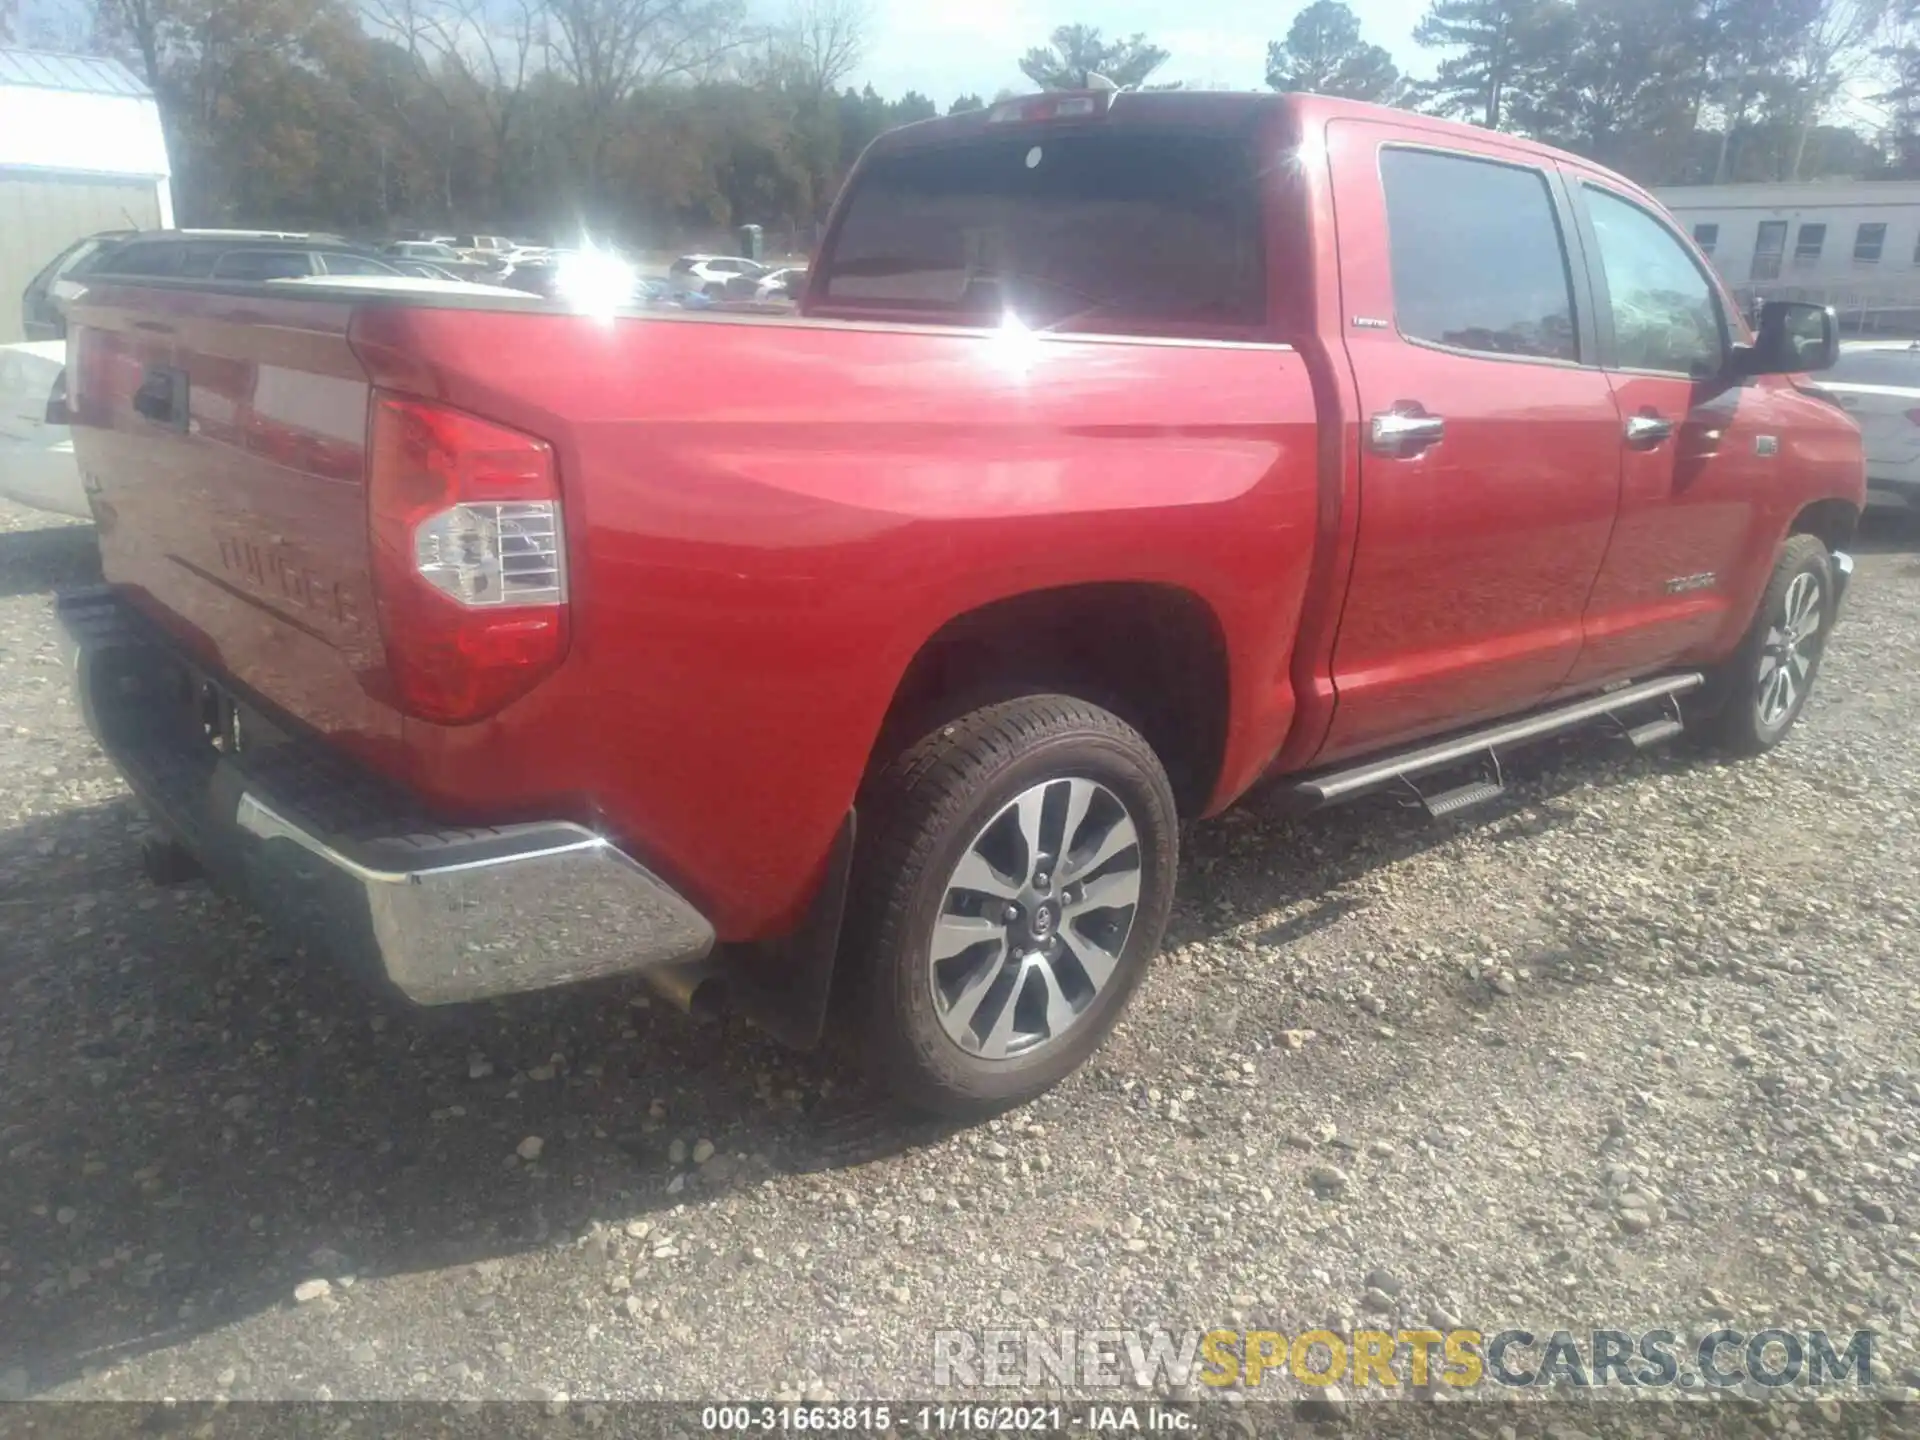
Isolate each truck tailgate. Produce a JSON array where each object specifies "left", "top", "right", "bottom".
[{"left": 69, "top": 286, "right": 400, "bottom": 760}]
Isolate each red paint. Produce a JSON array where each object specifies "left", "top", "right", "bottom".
[{"left": 68, "top": 94, "right": 1866, "bottom": 947}]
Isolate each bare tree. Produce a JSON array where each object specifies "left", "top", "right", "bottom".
[
  {"left": 364, "top": 0, "right": 547, "bottom": 217},
  {"left": 545, "top": 0, "right": 746, "bottom": 184},
  {"left": 1779, "top": 0, "right": 1890, "bottom": 176},
  {"left": 784, "top": 0, "right": 870, "bottom": 96}
]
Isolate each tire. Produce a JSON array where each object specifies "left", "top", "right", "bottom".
[
  {"left": 850, "top": 695, "right": 1179, "bottom": 1118},
  {"left": 1692, "top": 532, "right": 1834, "bottom": 756}
]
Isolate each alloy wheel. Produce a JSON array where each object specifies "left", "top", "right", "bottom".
[{"left": 926, "top": 776, "right": 1142, "bottom": 1061}]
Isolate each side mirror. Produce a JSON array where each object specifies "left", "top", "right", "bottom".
[{"left": 1732, "top": 299, "right": 1839, "bottom": 377}]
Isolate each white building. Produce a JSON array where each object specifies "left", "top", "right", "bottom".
[
  {"left": 0, "top": 47, "right": 174, "bottom": 342},
  {"left": 1655, "top": 180, "right": 1920, "bottom": 312}
]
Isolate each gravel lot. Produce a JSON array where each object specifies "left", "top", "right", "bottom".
[{"left": 4, "top": 495, "right": 1920, "bottom": 1416}]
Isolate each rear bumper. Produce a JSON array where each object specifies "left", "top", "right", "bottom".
[{"left": 57, "top": 586, "right": 715, "bottom": 1006}]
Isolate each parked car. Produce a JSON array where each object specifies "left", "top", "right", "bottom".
[
  {"left": 447, "top": 234, "right": 513, "bottom": 258},
  {"left": 382, "top": 240, "right": 503, "bottom": 282},
  {"left": 56, "top": 91, "right": 1863, "bottom": 1118},
  {"left": 0, "top": 340, "right": 84, "bottom": 519},
  {"left": 668, "top": 254, "right": 768, "bottom": 297},
  {"left": 1808, "top": 340, "right": 1920, "bottom": 512},
  {"left": 20, "top": 228, "right": 326, "bottom": 341},
  {"left": 757, "top": 266, "right": 807, "bottom": 302},
  {"left": 25, "top": 233, "right": 408, "bottom": 341}
]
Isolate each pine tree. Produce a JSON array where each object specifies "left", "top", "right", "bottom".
[
  {"left": 1410, "top": 0, "right": 1560, "bottom": 130},
  {"left": 1266, "top": 0, "right": 1404, "bottom": 104}
]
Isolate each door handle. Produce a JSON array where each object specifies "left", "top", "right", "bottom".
[
  {"left": 1368, "top": 405, "right": 1445, "bottom": 457},
  {"left": 133, "top": 366, "right": 187, "bottom": 429},
  {"left": 1625, "top": 413, "right": 1674, "bottom": 449}
]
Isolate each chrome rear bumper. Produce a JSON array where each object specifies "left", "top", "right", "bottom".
[{"left": 57, "top": 586, "right": 714, "bottom": 1005}]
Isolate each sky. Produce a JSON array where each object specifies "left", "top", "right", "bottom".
[{"left": 847, "top": 0, "right": 1437, "bottom": 106}]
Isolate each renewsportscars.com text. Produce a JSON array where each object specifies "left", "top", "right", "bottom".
[{"left": 932, "top": 1327, "right": 1876, "bottom": 1393}]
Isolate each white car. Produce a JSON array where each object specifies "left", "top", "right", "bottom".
[
  {"left": 756, "top": 266, "right": 808, "bottom": 301},
  {"left": 0, "top": 341, "right": 86, "bottom": 520},
  {"left": 668, "top": 254, "right": 768, "bottom": 297},
  {"left": 1810, "top": 340, "right": 1920, "bottom": 512}
]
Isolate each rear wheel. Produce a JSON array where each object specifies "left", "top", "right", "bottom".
[
  {"left": 1693, "top": 533, "right": 1834, "bottom": 756},
  {"left": 851, "top": 695, "right": 1178, "bottom": 1117}
]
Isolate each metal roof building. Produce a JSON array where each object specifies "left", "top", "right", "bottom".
[{"left": 0, "top": 46, "right": 173, "bottom": 341}]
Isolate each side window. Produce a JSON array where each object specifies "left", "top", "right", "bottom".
[
  {"left": 212, "top": 250, "right": 314, "bottom": 281},
  {"left": 321, "top": 254, "right": 397, "bottom": 276},
  {"left": 1378, "top": 147, "right": 1578, "bottom": 363},
  {"left": 1584, "top": 187, "right": 1725, "bottom": 379}
]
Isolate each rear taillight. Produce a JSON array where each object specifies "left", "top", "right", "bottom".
[{"left": 367, "top": 393, "right": 568, "bottom": 724}]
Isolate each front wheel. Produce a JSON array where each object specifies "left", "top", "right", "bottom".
[
  {"left": 1693, "top": 532, "right": 1834, "bottom": 756},
  {"left": 850, "top": 696, "right": 1179, "bottom": 1117}
]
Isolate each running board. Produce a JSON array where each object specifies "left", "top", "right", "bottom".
[{"left": 1289, "top": 673, "right": 1705, "bottom": 809}]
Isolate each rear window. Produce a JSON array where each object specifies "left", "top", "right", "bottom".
[
  {"left": 1824, "top": 347, "right": 1920, "bottom": 387},
  {"left": 819, "top": 129, "right": 1267, "bottom": 333},
  {"left": 93, "top": 243, "right": 186, "bottom": 279}
]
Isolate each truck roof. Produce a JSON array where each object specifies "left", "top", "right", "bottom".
[{"left": 866, "top": 89, "right": 1650, "bottom": 204}]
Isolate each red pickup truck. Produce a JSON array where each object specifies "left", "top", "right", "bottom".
[{"left": 57, "top": 92, "right": 1863, "bottom": 1116}]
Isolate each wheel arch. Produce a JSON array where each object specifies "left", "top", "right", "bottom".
[
  {"left": 1789, "top": 495, "right": 1860, "bottom": 556},
  {"left": 865, "top": 582, "right": 1233, "bottom": 820}
]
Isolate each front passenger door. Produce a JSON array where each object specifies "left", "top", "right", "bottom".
[{"left": 1561, "top": 181, "right": 1768, "bottom": 690}]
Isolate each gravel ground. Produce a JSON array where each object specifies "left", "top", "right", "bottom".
[{"left": 4, "top": 495, "right": 1920, "bottom": 1420}]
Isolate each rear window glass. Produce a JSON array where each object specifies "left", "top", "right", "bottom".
[
  {"left": 820, "top": 129, "right": 1267, "bottom": 333},
  {"left": 1824, "top": 348, "right": 1920, "bottom": 387},
  {"left": 1380, "top": 147, "right": 1578, "bottom": 363},
  {"left": 95, "top": 243, "right": 185, "bottom": 278}
]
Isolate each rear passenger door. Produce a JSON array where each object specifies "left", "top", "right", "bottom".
[
  {"left": 1557, "top": 178, "right": 1765, "bottom": 689},
  {"left": 1317, "top": 125, "right": 1622, "bottom": 763}
]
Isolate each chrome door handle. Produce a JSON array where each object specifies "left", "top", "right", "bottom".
[
  {"left": 1368, "top": 406, "right": 1445, "bottom": 457},
  {"left": 1625, "top": 414, "right": 1674, "bottom": 449}
]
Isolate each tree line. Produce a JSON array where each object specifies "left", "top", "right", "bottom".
[{"left": 4, "top": 0, "right": 1917, "bottom": 244}]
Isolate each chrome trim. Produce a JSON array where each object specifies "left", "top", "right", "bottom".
[
  {"left": 1625, "top": 414, "right": 1674, "bottom": 447},
  {"left": 1297, "top": 672, "right": 1706, "bottom": 805},
  {"left": 59, "top": 589, "right": 716, "bottom": 1007},
  {"left": 1369, "top": 407, "right": 1446, "bottom": 456}
]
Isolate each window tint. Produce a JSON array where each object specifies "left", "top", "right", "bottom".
[
  {"left": 96, "top": 243, "right": 185, "bottom": 278},
  {"left": 1378, "top": 147, "right": 1576, "bottom": 362},
  {"left": 1692, "top": 223, "right": 1719, "bottom": 254},
  {"left": 821, "top": 130, "right": 1267, "bottom": 332},
  {"left": 1856, "top": 223, "right": 1887, "bottom": 263},
  {"left": 1585, "top": 187, "right": 1724, "bottom": 379},
  {"left": 212, "top": 250, "right": 314, "bottom": 281},
  {"left": 322, "top": 253, "right": 398, "bottom": 276}
]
